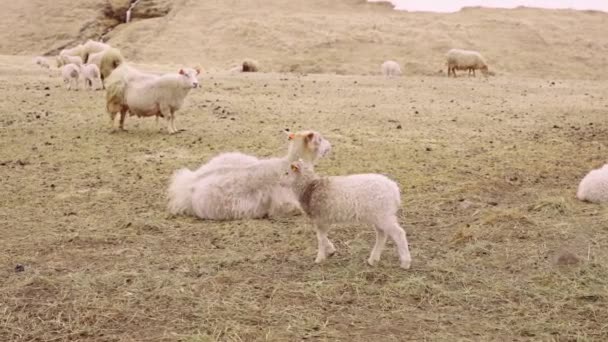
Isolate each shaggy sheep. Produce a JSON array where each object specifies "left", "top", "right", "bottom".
[
  {"left": 82, "top": 64, "right": 102, "bottom": 90},
  {"left": 105, "top": 65, "right": 200, "bottom": 133},
  {"left": 242, "top": 59, "right": 259, "bottom": 72},
  {"left": 61, "top": 63, "right": 81, "bottom": 90},
  {"left": 446, "top": 49, "right": 489, "bottom": 77},
  {"left": 577, "top": 164, "right": 608, "bottom": 203},
  {"left": 167, "top": 130, "right": 332, "bottom": 220},
  {"left": 280, "top": 160, "right": 412, "bottom": 269},
  {"left": 100, "top": 48, "right": 125, "bottom": 84},
  {"left": 34, "top": 56, "right": 50, "bottom": 69},
  {"left": 381, "top": 60, "right": 402, "bottom": 77}
]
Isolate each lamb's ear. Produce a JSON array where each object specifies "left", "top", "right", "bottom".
[
  {"left": 305, "top": 132, "right": 315, "bottom": 143},
  {"left": 290, "top": 162, "right": 300, "bottom": 172},
  {"left": 194, "top": 66, "right": 201, "bottom": 75},
  {"left": 179, "top": 69, "right": 185, "bottom": 75},
  {"left": 287, "top": 132, "right": 296, "bottom": 141}
]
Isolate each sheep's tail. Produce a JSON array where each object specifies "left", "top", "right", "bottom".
[
  {"left": 167, "top": 168, "right": 197, "bottom": 215},
  {"left": 105, "top": 77, "right": 126, "bottom": 113}
]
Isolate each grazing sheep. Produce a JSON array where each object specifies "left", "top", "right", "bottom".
[
  {"left": 86, "top": 50, "right": 107, "bottom": 69},
  {"left": 242, "top": 59, "right": 259, "bottom": 72},
  {"left": 577, "top": 164, "right": 608, "bottom": 203},
  {"left": 446, "top": 49, "right": 489, "bottom": 77},
  {"left": 82, "top": 64, "right": 102, "bottom": 90},
  {"left": 34, "top": 56, "right": 50, "bottom": 69},
  {"left": 83, "top": 40, "right": 111, "bottom": 62},
  {"left": 61, "top": 63, "right": 81, "bottom": 90},
  {"left": 59, "top": 44, "right": 86, "bottom": 64},
  {"left": 280, "top": 160, "right": 412, "bottom": 269},
  {"left": 100, "top": 48, "right": 125, "bottom": 85},
  {"left": 167, "top": 130, "right": 332, "bottom": 220},
  {"left": 381, "top": 60, "right": 402, "bottom": 77},
  {"left": 105, "top": 65, "right": 200, "bottom": 133}
]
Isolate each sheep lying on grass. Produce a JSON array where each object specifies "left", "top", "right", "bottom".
[
  {"left": 61, "top": 63, "right": 81, "bottom": 90},
  {"left": 167, "top": 130, "right": 332, "bottom": 220},
  {"left": 381, "top": 60, "right": 401, "bottom": 77},
  {"left": 446, "top": 49, "right": 489, "bottom": 77},
  {"left": 82, "top": 64, "right": 102, "bottom": 90},
  {"left": 105, "top": 65, "right": 200, "bottom": 133},
  {"left": 280, "top": 160, "right": 412, "bottom": 269},
  {"left": 577, "top": 164, "right": 608, "bottom": 203}
]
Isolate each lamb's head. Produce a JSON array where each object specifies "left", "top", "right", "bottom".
[
  {"left": 480, "top": 64, "right": 489, "bottom": 76},
  {"left": 280, "top": 159, "right": 316, "bottom": 189},
  {"left": 285, "top": 130, "right": 332, "bottom": 163},
  {"left": 178, "top": 67, "right": 201, "bottom": 88}
]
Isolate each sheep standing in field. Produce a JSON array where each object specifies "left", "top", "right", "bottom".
[
  {"left": 100, "top": 48, "right": 124, "bottom": 88},
  {"left": 280, "top": 160, "right": 412, "bottom": 269},
  {"left": 446, "top": 49, "right": 489, "bottom": 77},
  {"left": 61, "top": 63, "right": 81, "bottom": 90},
  {"left": 167, "top": 130, "right": 332, "bottom": 220},
  {"left": 381, "top": 60, "right": 402, "bottom": 77},
  {"left": 105, "top": 65, "right": 200, "bottom": 133},
  {"left": 34, "top": 56, "right": 50, "bottom": 69},
  {"left": 577, "top": 164, "right": 608, "bottom": 203},
  {"left": 82, "top": 64, "right": 102, "bottom": 90}
]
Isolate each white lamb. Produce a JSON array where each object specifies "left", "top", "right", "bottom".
[
  {"left": 81, "top": 63, "right": 102, "bottom": 90},
  {"left": 34, "top": 56, "right": 50, "bottom": 69},
  {"left": 381, "top": 60, "right": 402, "bottom": 77},
  {"left": 280, "top": 160, "right": 412, "bottom": 269},
  {"left": 577, "top": 164, "right": 608, "bottom": 203},
  {"left": 446, "top": 48, "right": 489, "bottom": 77},
  {"left": 61, "top": 63, "right": 81, "bottom": 90},
  {"left": 167, "top": 130, "right": 332, "bottom": 220},
  {"left": 105, "top": 65, "right": 200, "bottom": 133}
]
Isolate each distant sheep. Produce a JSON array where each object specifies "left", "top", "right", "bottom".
[
  {"left": 59, "top": 44, "right": 86, "bottom": 66},
  {"left": 83, "top": 40, "right": 111, "bottom": 62},
  {"left": 242, "top": 59, "right": 259, "bottom": 72},
  {"left": 100, "top": 48, "right": 125, "bottom": 85},
  {"left": 167, "top": 130, "right": 332, "bottom": 220},
  {"left": 577, "top": 164, "right": 608, "bottom": 203},
  {"left": 61, "top": 63, "right": 81, "bottom": 90},
  {"left": 446, "top": 49, "right": 489, "bottom": 77},
  {"left": 381, "top": 60, "right": 402, "bottom": 77},
  {"left": 59, "top": 54, "right": 83, "bottom": 67},
  {"left": 82, "top": 64, "right": 102, "bottom": 90},
  {"left": 281, "top": 160, "right": 412, "bottom": 269},
  {"left": 34, "top": 56, "right": 50, "bottom": 69},
  {"left": 105, "top": 65, "right": 200, "bottom": 133}
]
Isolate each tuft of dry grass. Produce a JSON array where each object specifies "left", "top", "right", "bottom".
[{"left": 1, "top": 56, "right": 608, "bottom": 340}]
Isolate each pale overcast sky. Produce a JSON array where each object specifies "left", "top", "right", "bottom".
[{"left": 373, "top": 0, "right": 608, "bottom": 12}]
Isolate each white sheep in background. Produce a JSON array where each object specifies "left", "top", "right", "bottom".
[
  {"left": 105, "top": 65, "right": 200, "bottom": 133},
  {"left": 167, "top": 130, "right": 332, "bottom": 220},
  {"left": 381, "top": 60, "right": 402, "bottom": 77},
  {"left": 86, "top": 50, "right": 106, "bottom": 69},
  {"left": 81, "top": 63, "right": 102, "bottom": 90},
  {"left": 57, "top": 44, "right": 86, "bottom": 67},
  {"left": 34, "top": 56, "right": 50, "bottom": 69},
  {"left": 61, "top": 63, "right": 81, "bottom": 90},
  {"left": 59, "top": 54, "right": 83, "bottom": 67},
  {"left": 82, "top": 40, "right": 111, "bottom": 61},
  {"left": 577, "top": 164, "right": 608, "bottom": 203},
  {"left": 280, "top": 160, "right": 412, "bottom": 269},
  {"left": 446, "top": 48, "right": 489, "bottom": 77}
]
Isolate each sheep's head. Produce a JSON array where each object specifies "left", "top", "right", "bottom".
[
  {"left": 480, "top": 65, "right": 489, "bottom": 76},
  {"left": 178, "top": 67, "right": 201, "bottom": 88},
  {"left": 280, "top": 159, "right": 315, "bottom": 187},
  {"left": 285, "top": 130, "right": 331, "bottom": 163}
]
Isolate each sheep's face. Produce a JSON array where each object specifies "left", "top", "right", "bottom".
[
  {"left": 178, "top": 67, "right": 201, "bottom": 88},
  {"left": 286, "top": 130, "right": 332, "bottom": 163},
  {"left": 480, "top": 65, "right": 489, "bottom": 75}
]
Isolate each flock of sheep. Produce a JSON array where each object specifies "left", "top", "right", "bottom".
[{"left": 30, "top": 40, "right": 606, "bottom": 270}]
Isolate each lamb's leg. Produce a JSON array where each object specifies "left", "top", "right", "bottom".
[
  {"left": 314, "top": 222, "right": 335, "bottom": 263},
  {"left": 118, "top": 109, "right": 127, "bottom": 131},
  {"left": 368, "top": 226, "right": 388, "bottom": 266},
  {"left": 379, "top": 217, "right": 411, "bottom": 269},
  {"left": 109, "top": 111, "right": 117, "bottom": 130}
]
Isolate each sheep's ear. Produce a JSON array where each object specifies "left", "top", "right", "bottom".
[
  {"left": 290, "top": 163, "right": 300, "bottom": 172},
  {"left": 288, "top": 133, "right": 295, "bottom": 141},
  {"left": 179, "top": 69, "right": 185, "bottom": 75},
  {"left": 195, "top": 66, "right": 201, "bottom": 75},
  {"left": 305, "top": 132, "right": 315, "bottom": 142}
]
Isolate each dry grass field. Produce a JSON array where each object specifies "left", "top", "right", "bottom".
[{"left": 1, "top": 0, "right": 608, "bottom": 341}]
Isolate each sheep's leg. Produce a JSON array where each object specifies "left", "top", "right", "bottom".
[
  {"left": 379, "top": 217, "right": 411, "bottom": 269},
  {"left": 118, "top": 109, "right": 127, "bottom": 131},
  {"left": 109, "top": 111, "right": 117, "bottom": 130},
  {"left": 314, "top": 222, "right": 335, "bottom": 263},
  {"left": 368, "top": 226, "right": 388, "bottom": 266},
  {"left": 160, "top": 105, "right": 175, "bottom": 134}
]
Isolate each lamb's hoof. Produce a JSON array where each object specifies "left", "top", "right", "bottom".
[
  {"left": 400, "top": 259, "right": 412, "bottom": 270},
  {"left": 367, "top": 258, "right": 379, "bottom": 267},
  {"left": 314, "top": 256, "right": 326, "bottom": 264}
]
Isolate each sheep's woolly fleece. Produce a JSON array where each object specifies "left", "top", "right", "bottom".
[{"left": 577, "top": 164, "right": 608, "bottom": 203}]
